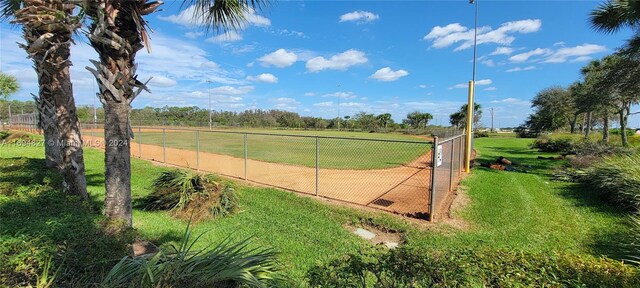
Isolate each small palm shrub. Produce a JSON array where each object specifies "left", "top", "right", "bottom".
[
  {"left": 308, "top": 247, "right": 640, "bottom": 287},
  {"left": 581, "top": 153, "right": 640, "bottom": 211},
  {"left": 102, "top": 222, "right": 278, "bottom": 288},
  {"left": 138, "top": 170, "right": 239, "bottom": 220}
]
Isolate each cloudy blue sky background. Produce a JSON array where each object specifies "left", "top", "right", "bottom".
[{"left": 1, "top": 0, "right": 638, "bottom": 128}]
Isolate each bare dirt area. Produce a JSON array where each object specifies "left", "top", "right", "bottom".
[{"left": 82, "top": 134, "right": 433, "bottom": 216}]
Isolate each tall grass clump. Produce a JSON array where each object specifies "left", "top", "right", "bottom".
[
  {"left": 582, "top": 153, "right": 640, "bottom": 210},
  {"left": 102, "top": 222, "right": 279, "bottom": 288},
  {"left": 137, "top": 170, "right": 239, "bottom": 221}
]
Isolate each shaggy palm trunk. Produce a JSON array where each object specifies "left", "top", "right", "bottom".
[
  {"left": 86, "top": 0, "right": 159, "bottom": 226},
  {"left": 23, "top": 26, "right": 60, "bottom": 168},
  {"left": 602, "top": 114, "right": 609, "bottom": 143},
  {"left": 15, "top": 1, "right": 88, "bottom": 199}
]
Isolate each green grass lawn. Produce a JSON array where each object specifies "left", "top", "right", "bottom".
[
  {"left": 130, "top": 130, "right": 429, "bottom": 169},
  {"left": 0, "top": 134, "right": 633, "bottom": 286}
]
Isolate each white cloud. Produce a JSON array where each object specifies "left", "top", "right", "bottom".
[
  {"left": 314, "top": 102, "right": 334, "bottom": 107},
  {"left": 209, "top": 85, "right": 254, "bottom": 95},
  {"left": 571, "top": 56, "right": 593, "bottom": 62},
  {"left": 272, "top": 97, "right": 300, "bottom": 111},
  {"left": 509, "top": 48, "right": 551, "bottom": 62},
  {"left": 206, "top": 31, "right": 242, "bottom": 43},
  {"left": 340, "top": 102, "right": 366, "bottom": 108},
  {"left": 246, "top": 73, "right": 278, "bottom": 83},
  {"left": 185, "top": 31, "right": 204, "bottom": 39},
  {"left": 158, "top": 6, "right": 270, "bottom": 28},
  {"left": 244, "top": 8, "right": 271, "bottom": 26},
  {"left": 506, "top": 66, "right": 536, "bottom": 72},
  {"left": 258, "top": 49, "right": 298, "bottom": 68},
  {"left": 339, "top": 11, "right": 379, "bottom": 23},
  {"left": 323, "top": 92, "right": 357, "bottom": 99},
  {"left": 304, "top": 92, "right": 317, "bottom": 97},
  {"left": 553, "top": 41, "right": 566, "bottom": 47},
  {"left": 419, "top": 84, "right": 428, "bottom": 89},
  {"left": 306, "top": 49, "right": 368, "bottom": 72},
  {"left": 424, "top": 19, "right": 542, "bottom": 51},
  {"left": 149, "top": 76, "right": 177, "bottom": 87},
  {"left": 369, "top": 67, "right": 409, "bottom": 82},
  {"left": 449, "top": 79, "right": 492, "bottom": 89},
  {"left": 481, "top": 59, "right": 496, "bottom": 67},
  {"left": 484, "top": 87, "right": 497, "bottom": 91},
  {"left": 490, "top": 46, "right": 514, "bottom": 55},
  {"left": 490, "top": 98, "right": 531, "bottom": 106},
  {"left": 543, "top": 44, "right": 607, "bottom": 63}
]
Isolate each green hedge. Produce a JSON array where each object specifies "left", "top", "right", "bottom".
[{"left": 308, "top": 247, "right": 640, "bottom": 287}]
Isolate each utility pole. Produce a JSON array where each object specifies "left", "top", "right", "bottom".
[
  {"left": 465, "top": 0, "right": 479, "bottom": 173},
  {"left": 207, "top": 80, "right": 213, "bottom": 130},
  {"left": 490, "top": 107, "right": 495, "bottom": 132},
  {"left": 336, "top": 83, "right": 341, "bottom": 131}
]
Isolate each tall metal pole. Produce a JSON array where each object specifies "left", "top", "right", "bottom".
[
  {"left": 490, "top": 107, "right": 495, "bottom": 132},
  {"left": 207, "top": 80, "right": 212, "bottom": 130},
  {"left": 336, "top": 83, "right": 341, "bottom": 131},
  {"left": 465, "top": 0, "right": 479, "bottom": 173}
]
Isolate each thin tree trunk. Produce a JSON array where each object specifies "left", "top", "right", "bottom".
[
  {"left": 602, "top": 114, "right": 609, "bottom": 143},
  {"left": 620, "top": 107, "right": 629, "bottom": 147},
  {"left": 585, "top": 111, "right": 592, "bottom": 139},
  {"left": 570, "top": 113, "right": 579, "bottom": 134}
]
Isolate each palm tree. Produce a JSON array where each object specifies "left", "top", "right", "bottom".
[
  {"left": 376, "top": 113, "right": 392, "bottom": 130},
  {"left": 82, "top": 0, "right": 269, "bottom": 226},
  {"left": 1, "top": 0, "right": 88, "bottom": 200},
  {"left": 591, "top": 0, "right": 640, "bottom": 53}
]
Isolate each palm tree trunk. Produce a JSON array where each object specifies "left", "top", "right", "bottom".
[
  {"left": 85, "top": 1, "right": 153, "bottom": 226},
  {"left": 15, "top": 3, "right": 88, "bottom": 199}
]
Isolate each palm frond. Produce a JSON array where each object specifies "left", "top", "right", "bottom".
[
  {"left": 590, "top": 0, "right": 640, "bottom": 34},
  {"left": 182, "top": 0, "right": 271, "bottom": 33},
  {"left": 102, "top": 222, "right": 278, "bottom": 288},
  {"left": 0, "top": 0, "right": 21, "bottom": 21}
]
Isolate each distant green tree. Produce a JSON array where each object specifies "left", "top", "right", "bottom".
[
  {"left": 0, "top": 72, "right": 19, "bottom": 100},
  {"left": 376, "top": 113, "right": 393, "bottom": 130},
  {"left": 449, "top": 103, "right": 481, "bottom": 130}
]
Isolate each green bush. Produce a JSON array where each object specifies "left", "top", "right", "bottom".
[
  {"left": 137, "top": 170, "right": 239, "bottom": 221},
  {"left": 307, "top": 247, "right": 640, "bottom": 287},
  {"left": 531, "top": 136, "right": 575, "bottom": 153},
  {"left": 581, "top": 153, "right": 640, "bottom": 211},
  {"left": 474, "top": 131, "right": 489, "bottom": 138},
  {"left": 611, "top": 128, "right": 636, "bottom": 137}
]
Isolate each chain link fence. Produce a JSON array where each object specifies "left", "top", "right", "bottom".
[{"left": 6, "top": 117, "right": 468, "bottom": 221}]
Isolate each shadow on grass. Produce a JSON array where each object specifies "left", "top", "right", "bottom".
[
  {"left": 0, "top": 157, "right": 134, "bottom": 286},
  {"left": 557, "top": 183, "right": 632, "bottom": 260}
]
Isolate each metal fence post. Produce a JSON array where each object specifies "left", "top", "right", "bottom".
[
  {"left": 449, "top": 138, "right": 455, "bottom": 192},
  {"left": 315, "top": 136, "right": 319, "bottom": 196},
  {"left": 162, "top": 128, "right": 166, "bottom": 163},
  {"left": 429, "top": 136, "right": 438, "bottom": 221},
  {"left": 459, "top": 135, "right": 464, "bottom": 175},
  {"left": 244, "top": 133, "right": 248, "bottom": 180},
  {"left": 138, "top": 127, "right": 142, "bottom": 158},
  {"left": 196, "top": 130, "right": 200, "bottom": 171}
]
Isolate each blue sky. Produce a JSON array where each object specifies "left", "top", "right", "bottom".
[{"left": 1, "top": 0, "right": 639, "bottom": 128}]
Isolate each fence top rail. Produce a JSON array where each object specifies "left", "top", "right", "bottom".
[
  {"left": 436, "top": 134, "right": 466, "bottom": 144},
  {"left": 127, "top": 125, "right": 432, "bottom": 144}
]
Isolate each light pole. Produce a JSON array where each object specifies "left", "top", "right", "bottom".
[
  {"left": 207, "top": 80, "right": 212, "bottom": 130},
  {"left": 336, "top": 83, "right": 341, "bottom": 131},
  {"left": 465, "top": 0, "right": 479, "bottom": 173}
]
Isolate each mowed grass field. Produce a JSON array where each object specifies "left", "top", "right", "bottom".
[{"left": 88, "top": 128, "right": 431, "bottom": 169}]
